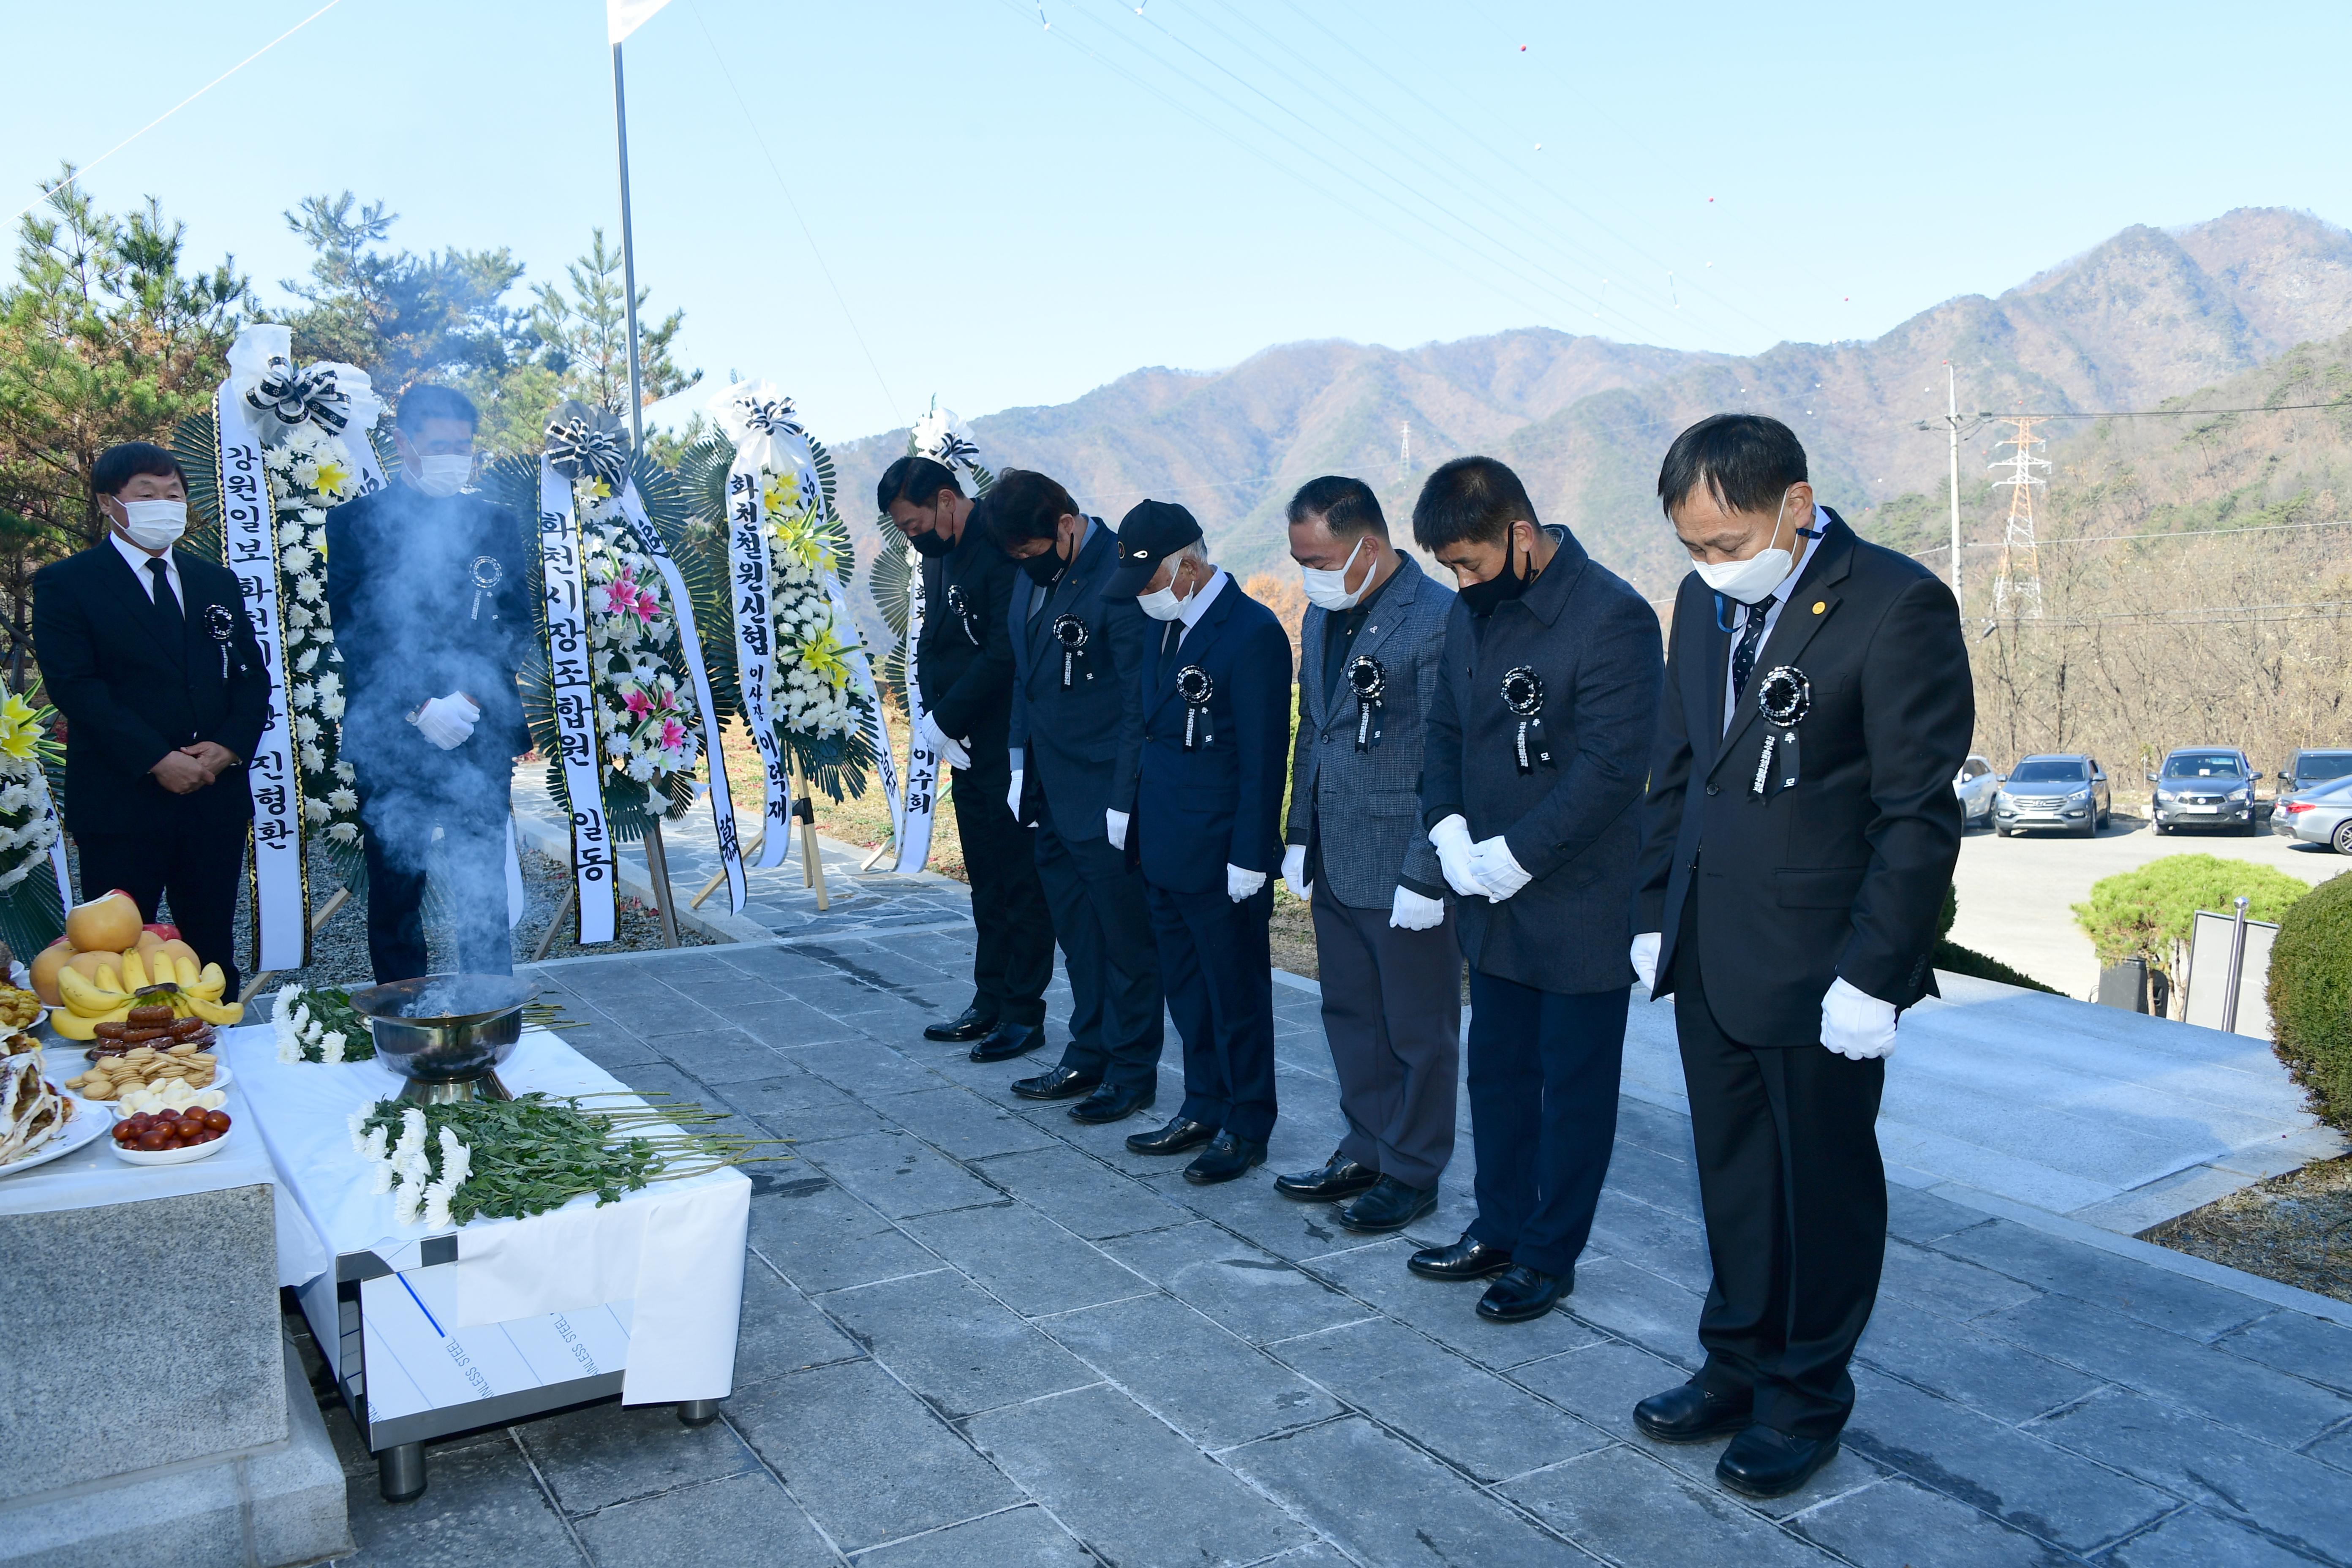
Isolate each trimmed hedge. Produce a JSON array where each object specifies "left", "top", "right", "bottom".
[
  {"left": 2071, "top": 854, "right": 2312, "bottom": 997},
  {"left": 2267, "top": 870, "right": 2352, "bottom": 1131}
]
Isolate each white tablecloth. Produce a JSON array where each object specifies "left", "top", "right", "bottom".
[{"left": 221, "top": 1024, "right": 749, "bottom": 1405}]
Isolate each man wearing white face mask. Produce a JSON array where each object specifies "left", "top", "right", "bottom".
[
  {"left": 1274, "top": 476, "right": 1462, "bottom": 1232},
  {"left": 326, "top": 386, "right": 532, "bottom": 981},
  {"left": 35, "top": 443, "right": 269, "bottom": 996},
  {"left": 1103, "top": 499, "right": 1294, "bottom": 1185},
  {"left": 1628, "top": 414, "right": 1970, "bottom": 1500}
]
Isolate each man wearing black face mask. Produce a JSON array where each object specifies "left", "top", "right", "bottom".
[
  {"left": 1411, "top": 456, "right": 1662, "bottom": 1324},
  {"left": 985, "top": 469, "right": 1163, "bottom": 1122},
  {"left": 879, "top": 455, "right": 1054, "bottom": 1062}
]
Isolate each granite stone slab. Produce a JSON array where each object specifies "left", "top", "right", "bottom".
[
  {"left": 570, "top": 1471, "right": 836, "bottom": 1568},
  {"left": 1034, "top": 1290, "right": 1343, "bottom": 1449},
  {"left": 1503, "top": 1443, "right": 1838, "bottom": 1568},
  {"left": 1104, "top": 1222, "right": 1375, "bottom": 1346},
  {"left": 819, "top": 1268, "right": 1100, "bottom": 1419},
  {"left": 850, "top": 1504, "right": 1095, "bottom": 1566}
]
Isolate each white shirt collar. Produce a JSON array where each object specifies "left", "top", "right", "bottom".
[
  {"left": 1177, "top": 567, "right": 1228, "bottom": 640},
  {"left": 109, "top": 531, "right": 180, "bottom": 601}
]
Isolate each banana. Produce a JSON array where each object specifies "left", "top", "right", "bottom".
[
  {"left": 50, "top": 1002, "right": 130, "bottom": 1040},
  {"left": 174, "top": 956, "right": 200, "bottom": 989},
  {"left": 95, "top": 964, "right": 121, "bottom": 995},
  {"left": 58, "top": 965, "right": 132, "bottom": 1018},
  {"left": 181, "top": 993, "right": 245, "bottom": 1026},
  {"left": 121, "top": 950, "right": 148, "bottom": 991},
  {"left": 190, "top": 963, "right": 227, "bottom": 1002}
]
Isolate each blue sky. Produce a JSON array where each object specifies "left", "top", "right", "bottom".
[{"left": 8, "top": 1, "right": 2349, "bottom": 443}]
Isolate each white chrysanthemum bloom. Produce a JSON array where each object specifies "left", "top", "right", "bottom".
[
  {"left": 294, "top": 714, "right": 321, "bottom": 743},
  {"left": 289, "top": 683, "right": 314, "bottom": 712},
  {"left": 322, "top": 1029, "right": 346, "bottom": 1065},
  {"left": 299, "top": 744, "right": 325, "bottom": 772},
  {"left": 392, "top": 1179, "right": 420, "bottom": 1228},
  {"left": 437, "top": 1126, "right": 471, "bottom": 1189},
  {"left": 327, "top": 821, "right": 358, "bottom": 844},
  {"left": 628, "top": 754, "right": 657, "bottom": 781},
  {"left": 292, "top": 575, "right": 321, "bottom": 603},
  {"left": 285, "top": 602, "right": 314, "bottom": 629},
  {"left": 291, "top": 1002, "right": 312, "bottom": 1034},
  {"left": 396, "top": 1107, "right": 427, "bottom": 1161},
  {"left": 301, "top": 507, "right": 325, "bottom": 525},
  {"left": 281, "top": 544, "right": 315, "bottom": 573},
  {"left": 321, "top": 695, "right": 345, "bottom": 720},
  {"left": 363, "top": 1125, "right": 387, "bottom": 1164},
  {"left": 422, "top": 1181, "right": 453, "bottom": 1231},
  {"left": 302, "top": 797, "right": 332, "bottom": 825},
  {"left": 335, "top": 761, "right": 356, "bottom": 784},
  {"left": 316, "top": 671, "right": 340, "bottom": 697},
  {"left": 328, "top": 787, "right": 358, "bottom": 813},
  {"left": 347, "top": 1108, "right": 368, "bottom": 1153},
  {"left": 370, "top": 1155, "right": 395, "bottom": 1195},
  {"left": 296, "top": 648, "right": 319, "bottom": 673}
]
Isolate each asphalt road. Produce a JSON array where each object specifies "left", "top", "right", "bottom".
[{"left": 1947, "top": 809, "right": 2346, "bottom": 1002}]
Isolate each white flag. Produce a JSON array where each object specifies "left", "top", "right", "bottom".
[{"left": 608, "top": 0, "right": 673, "bottom": 44}]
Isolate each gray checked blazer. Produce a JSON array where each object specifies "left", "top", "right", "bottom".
[{"left": 1284, "top": 553, "right": 1453, "bottom": 910}]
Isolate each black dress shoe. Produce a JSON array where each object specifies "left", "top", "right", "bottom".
[
  {"left": 1069, "top": 1083, "right": 1154, "bottom": 1124},
  {"left": 1334, "top": 1176, "right": 1437, "bottom": 1233},
  {"left": 1272, "top": 1151, "right": 1379, "bottom": 1202},
  {"left": 968, "top": 1023, "right": 1042, "bottom": 1063},
  {"left": 1184, "top": 1132, "right": 1268, "bottom": 1185},
  {"left": 1634, "top": 1381, "right": 1754, "bottom": 1445},
  {"left": 1126, "top": 1116, "right": 1215, "bottom": 1155},
  {"left": 1011, "top": 1064, "right": 1100, "bottom": 1100},
  {"left": 1715, "top": 1425, "right": 1839, "bottom": 1499},
  {"left": 1406, "top": 1232, "right": 1514, "bottom": 1282},
  {"left": 924, "top": 1004, "right": 997, "bottom": 1043},
  {"left": 1475, "top": 1263, "right": 1573, "bottom": 1322}
]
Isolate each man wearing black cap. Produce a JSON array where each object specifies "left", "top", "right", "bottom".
[
  {"left": 1103, "top": 500, "right": 1293, "bottom": 1183},
  {"left": 879, "top": 455, "right": 1055, "bottom": 1064},
  {"left": 985, "top": 469, "right": 1165, "bottom": 1124}
]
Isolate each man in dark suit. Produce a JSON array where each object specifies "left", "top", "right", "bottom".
[
  {"left": 1412, "top": 456, "right": 1663, "bottom": 1323},
  {"left": 325, "top": 386, "right": 532, "bottom": 982},
  {"left": 35, "top": 442, "right": 268, "bottom": 996},
  {"left": 1628, "top": 414, "right": 1971, "bottom": 1499},
  {"left": 985, "top": 470, "right": 1165, "bottom": 1123},
  {"left": 1103, "top": 501, "right": 1293, "bottom": 1184},
  {"left": 880, "top": 455, "right": 1054, "bottom": 1064},
  {"left": 1275, "top": 476, "right": 1460, "bottom": 1232}
]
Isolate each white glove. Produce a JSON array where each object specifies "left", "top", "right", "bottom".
[
  {"left": 1007, "top": 769, "right": 1026, "bottom": 820},
  {"left": 1105, "top": 808, "right": 1129, "bottom": 850},
  {"left": 1631, "top": 931, "right": 1661, "bottom": 991},
  {"left": 1282, "top": 844, "right": 1312, "bottom": 902},
  {"left": 1821, "top": 977, "right": 1899, "bottom": 1061},
  {"left": 917, "top": 711, "right": 972, "bottom": 771},
  {"left": 1389, "top": 886, "right": 1446, "bottom": 931},
  {"left": 1470, "top": 836, "right": 1532, "bottom": 901},
  {"left": 1429, "top": 814, "right": 1492, "bottom": 899},
  {"left": 413, "top": 691, "right": 480, "bottom": 751},
  {"left": 1227, "top": 863, "right": 1267, "bottom": 902}
]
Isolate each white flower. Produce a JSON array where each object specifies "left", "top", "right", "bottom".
[
  {"left": 289, "top": 683, "right": 314, "bottom": 712},
  {"left": 392, "top": 1179, "right": 420, "bottom": 1228},
  {"left": 395, "top": 1107, "right": 426, "bottom": 1163},
  {"left": 316, "top": 671, "right": 340, "bottom": 698},
  {"left": 335, "top": 761, "right": 356, "bottom": 784},
  {"left": 422, "top": 1181, "right": 453, "bottom": 1231},
  {"left": 301, "top": 508, "right": 325, "bottom": 525},
  {"left": 302, "top": 797, "right": 332, "bottom": 825},
  {"left": 279, "top": 521, "right": 307, "bottom": 547},
  {"left": 438, "top": 1127, "right": 471, "bottom": 1189},
  {"left": 285, "top": 602, "right": 315, "bottom": 629},
  {"left": 294, "top": 714, "right": 321, "bottom": 743},
  {"left": 292, "top": 574, "right": 322, "bottom": 603},
  {"left": 323, "top": 787, "right": 355, "bottom": 813},
  {"left": 322, "top": 1030, "right": 346, "bottom": 1065},
  {"left": 281, "top": 544, "right": 316, "bottom": 574},
  {"left": 628, "top": 754, "right": 657, "bottom": 781},
  {"left": 370, "top": 1155, "right": 395, "bottom": 1195},
  {"left": 327, "top": 821, "right": 358, "bottom": 844},
  {"left": 347, "top": 1108, "right": 368, "bottom": 1153},
  {"left": 296, "top": 648, "right": 319, "bottom": 673},
  {"left": 300, "top": 744, "right": 326, "bottom": 772},
  {"left": 321, "top": 695, "right": 345, "bottom": 720},
  {"left": 363, "top": 1126, "right": 386, "bottom": 1163}
]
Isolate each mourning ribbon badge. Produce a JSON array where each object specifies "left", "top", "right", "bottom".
[
  {"left": 203, "top": 603, "right": 237, "bottom": 678},
  {"left": 1052, "top": 613, "right": 1090, "bottom": 688},
  {"left": 945, "top": 583, "right": 979, "bottom": 646},
  {"left": 469, "top": 555, "right": 505, "bottom": 622},
  {"left": 1347, "top": 653, "right": 1386, "bottom": 750},
  {"left": 1501, "top": 665, "right": 1554, "bottom": 773},
  {"left": 1176, "top": 664, "right": 1216, "bottom": 750},
  {"left": 1749, "top": 665, "right": 1811, "bottom": 798}
]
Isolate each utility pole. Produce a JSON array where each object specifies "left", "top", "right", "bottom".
[
  {"left": 1399, "top": 420, "right": 1411, "bottom": 479},
  {"left": 1989, "top": 415, "right": 2049, "bottom": 618},
  {"left": 1945, "top": 363, "right": 1962, "bottom": 601}
]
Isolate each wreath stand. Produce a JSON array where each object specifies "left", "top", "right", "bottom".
[
  {"left": 527, "top": 812, "right": 685, "bottom": 964},
  {"left": 689, "top": 757, "right": 830, "bottom": 913}
]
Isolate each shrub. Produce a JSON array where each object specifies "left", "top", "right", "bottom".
[
  {"left": 2071, "top": 854, "right": 2311, "bottom": 1001},
  {"left": 2268, "top": 870, "right": 2352, "bottom": 1130}
]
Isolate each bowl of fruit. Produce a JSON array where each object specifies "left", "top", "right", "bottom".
[{"left": 110, "top": 1105, "right": 233, "bottom": 1164}]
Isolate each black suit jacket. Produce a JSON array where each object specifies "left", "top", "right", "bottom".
[
  {"left": 1635, "top": 511, "right": 1973, "bottom": 1043},
  {"left": 1007, "top": 521, "right": 1149, "bottom": 843},
  {"left": 324, "top": 484, "right": 534, "bottom": 787},
  {"left": 1134, "top": 579, "right": 1293, "bottom": 895},
  {"left": 915, "top": 522, "right": 1021, "bottom": 769},
  {"left": 33, "top": 541, "right": 268, "bottom": 835},
  {"left": 1419, "top": 525, "right": 1663, "bottom": 994}
]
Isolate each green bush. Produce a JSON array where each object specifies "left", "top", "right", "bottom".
[
  {"left": 2071, "top": 854, "right": 2312, "bottom": 996},
  {"left": 2268, "top": 871, "right": 2352, "bottom": 1130}
]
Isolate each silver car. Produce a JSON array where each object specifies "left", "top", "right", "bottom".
[
  {"left": 2149, "top": 746, "right": 2261, "bottom": 835},
  {"left": 2272, "top": 774, "right": 2352, "bottom": 853},
  {"left": 1993, "top": 754, "right": 2112, "bottom": 837},
  {"left": 1953, "top": 754, "right": 1998, "bottom": 829}
]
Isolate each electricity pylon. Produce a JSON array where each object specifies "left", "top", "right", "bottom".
[
  {"left": 1989, "top": 416, "right": 2049, "bottom": 618},
  {"left": 1399, "top": 420, "right": 1412, "bottom": 479}
]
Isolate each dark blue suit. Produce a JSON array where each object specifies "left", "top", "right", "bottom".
[
  {"left": 1009, "top": 522, "right": 1164, "bottom": 1093},
  {"left": 1134, "top": 577, "right": 1293, "bottom": 1143}
]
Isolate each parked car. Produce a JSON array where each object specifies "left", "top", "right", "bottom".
[
  {"left": 1992, "top": 754, "right": 2111, "bottom": 837},
  {"left": 2148, "top": 746, "right": 2260, "bottom": 835},
  {"left": 2271, "top": 773, "right": 2352, "bottom": 853},
  {"left": 1953, "top": 754, "right": 1999, "bottom": 828},
  {"left": 2276, "top": 747, "right": 2352, "bottom": 796}
]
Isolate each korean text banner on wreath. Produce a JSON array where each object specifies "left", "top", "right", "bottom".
[{"left": 537, "top": 461, "right": 618, "bottom": 945}]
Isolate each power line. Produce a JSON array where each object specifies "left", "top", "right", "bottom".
[
  {"left": 1916, "top": 396, "right": 2352, "bottom": 433},
  {"left": 1913, "top": 517, "right": 2352, "bottom": 555}
]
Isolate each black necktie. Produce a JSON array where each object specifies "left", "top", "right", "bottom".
[
  {"left": 148, "top": 560, "right": 183, "bottom": 632},
  {"left": 1158, "top": 622, "right": 1181, "bottom": 686},
  {"left": 1730, "top": 595, "right": 1775, "bottom": 703}
]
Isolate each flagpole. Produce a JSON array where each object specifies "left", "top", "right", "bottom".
[{"left": 609, "top": 37, "right": 682, "bottom": 948}]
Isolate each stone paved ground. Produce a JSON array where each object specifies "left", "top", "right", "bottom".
[{"left": 308, "top": 937, "right": 2352, "bottom": 1568}]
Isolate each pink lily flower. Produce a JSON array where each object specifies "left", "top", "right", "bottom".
[
  {"left": 624, "top": 689, "right": 653, "bottom": 719},
  {"left": 659, "top": 718, "right": 686, "bottom": 751}
]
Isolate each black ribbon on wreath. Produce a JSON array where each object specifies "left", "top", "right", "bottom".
[
  {"left": 244, "top": 357, "right": 352, "bottom": 445},
  {"left": 735, "top": 393, "right": 805, "bottom": 439},
  {"left": 1176, "top": 664, "right": 1216, "bottom": 750},
  {"left": 945, "top": 583, "right": 980, "bottom": 646},
  {"left": 1501, "top": 665, "right": 1554, "bottom": 774},
  {"left": 1750, "top": 665, "right": 1811, "bottom": 798},
  {"left": 1053, "top": 613, "right": 1090, "bottom": 688},
  {"left": 203, "top": 603, "right": 237, "bottom": 679},
  {"left": 545, "top": 400, "right": 633, "bottom": 492},
  {"left": 1346, "top": 653, "right": 1386, "bottom": 751},
  {"left": 927, "top": 430, "right": 980, "bottom": 473}
]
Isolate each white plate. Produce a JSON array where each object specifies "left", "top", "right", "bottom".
[
  {"left": 2185, "top": 804, "right": 2221, "bottom": 814},
  {"left": 109, "top": 1121, "right": 232, "bottom": 1165},
  {"left": 81, "top": 1058, "right": 231, "bottom": 1092},
  {"left": 0, "top": 1091, "right": 108, "bottom": 1176}
]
